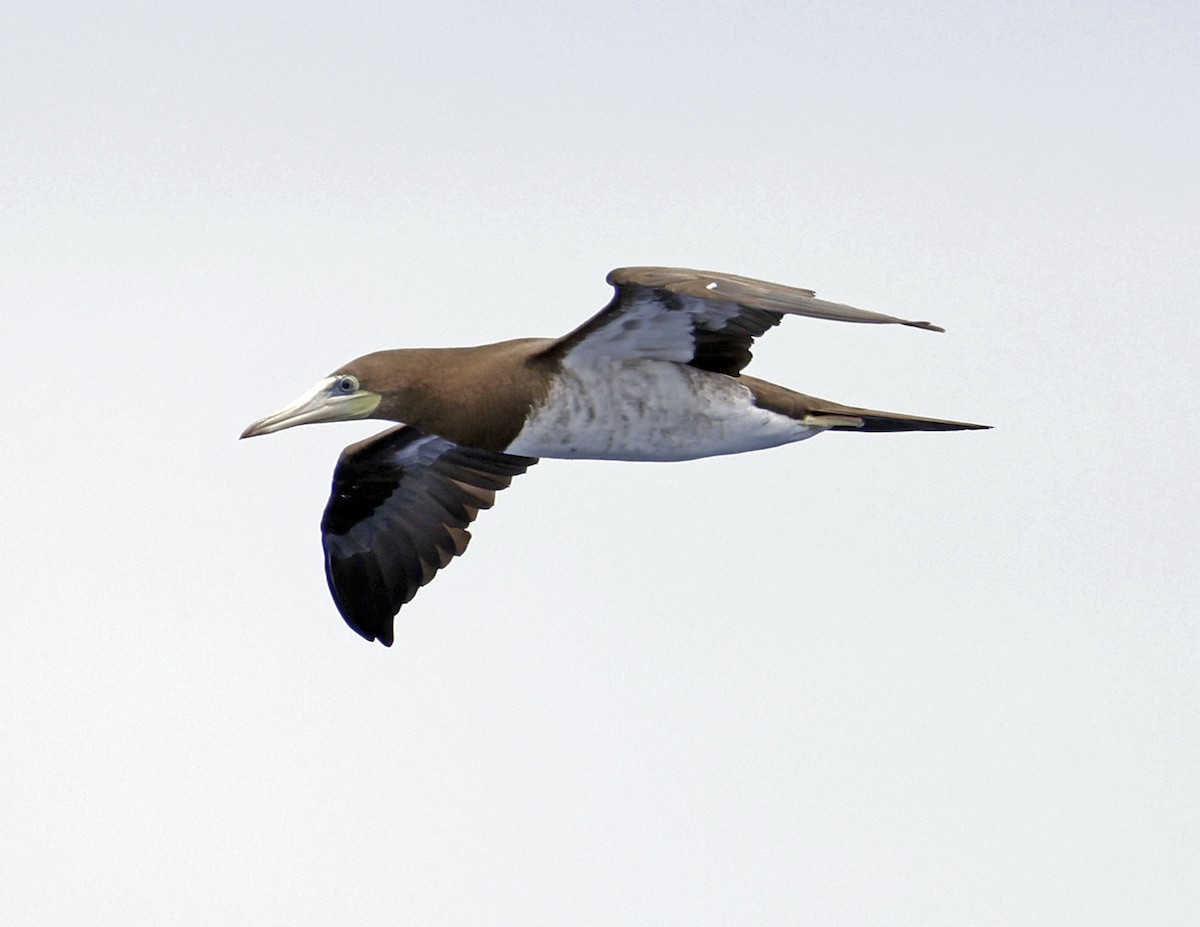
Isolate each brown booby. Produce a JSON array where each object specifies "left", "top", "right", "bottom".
[{"left": 242, "top": 266, "right": 988, "bottom": 646}]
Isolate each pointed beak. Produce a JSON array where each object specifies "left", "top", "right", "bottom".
[{"left": 240, "top": 378, "right": 381, "bottom": 439}]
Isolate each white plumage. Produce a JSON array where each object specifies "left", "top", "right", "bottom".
[{"left": 506, "top": 357, "right": 818, "bottom": 461}]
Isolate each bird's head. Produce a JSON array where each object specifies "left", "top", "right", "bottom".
[{"left": 240, "top": 354, "right": 396, "bottom": 439}]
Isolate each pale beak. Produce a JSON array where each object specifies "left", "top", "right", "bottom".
[{"left": 240, "top": 377, "right": 381, "bottom": 438}]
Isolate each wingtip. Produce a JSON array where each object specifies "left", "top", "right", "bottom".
[
  {"left": 907, "top": 320, "right": 946, "bottom": 333},
  {"left": 350, "top": 625, "right": 394, "bottom": 647}
]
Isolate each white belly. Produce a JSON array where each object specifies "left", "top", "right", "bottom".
[{"left": 505, "top": 359, "right": 820, "bottom": 461}]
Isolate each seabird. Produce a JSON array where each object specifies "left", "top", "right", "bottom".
[{"left": 242, "top": 266, "right": 988, "bottom": 646}]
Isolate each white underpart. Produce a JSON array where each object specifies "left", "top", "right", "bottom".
[{"left": 505, "top": 358, "right": 821, "bottom": 461}]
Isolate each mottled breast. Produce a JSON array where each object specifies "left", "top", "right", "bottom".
[{"left": 504, "top": 357, "right": 819, "bottom": 461}]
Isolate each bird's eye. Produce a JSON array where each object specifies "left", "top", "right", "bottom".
[{"left": 336, "top": 376, "right": 358, "bottom": 393}]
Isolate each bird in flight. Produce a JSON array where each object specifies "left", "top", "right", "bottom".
[{"left": 242, "top": 266, "right": 988, "bottom": 646}]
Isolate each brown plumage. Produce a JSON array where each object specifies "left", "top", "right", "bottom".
[{"left": 242, "top": 266, "right": 988, "bottom": 645}]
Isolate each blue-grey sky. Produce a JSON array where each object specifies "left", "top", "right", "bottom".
[{"left": 3, "top": 1, "right": 1198, "bottom": 924}]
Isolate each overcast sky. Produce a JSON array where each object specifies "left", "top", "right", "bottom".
[{"left": 3, "top": 1, "right": 1198, "bottom": 924}]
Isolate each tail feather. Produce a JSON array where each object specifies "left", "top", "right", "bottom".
[
  {"left": 813, "top": 410, "right": 990, "bottom": 432},
  {"left": 739, "top": 375, "right": 991, "bottom": 433}
]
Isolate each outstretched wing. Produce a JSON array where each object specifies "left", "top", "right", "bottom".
[
  {"left": 539, "top": 266, "right": 943, "bottom": 376},
  {"left": 320, "top": 425, "right": 537, "bottom": 646}
]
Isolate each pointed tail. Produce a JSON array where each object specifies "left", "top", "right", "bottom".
[
  {"left": 739, "top": 375, "right": 991, "bottom": 433},
  {"left": 807, "top": 409, "right": 991, "bottom": 432}
]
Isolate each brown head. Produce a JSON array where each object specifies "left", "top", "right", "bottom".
[
  {"left": 240, "top": 342, "right": 552, "bottom": 448},
  {"left": 239, "top": 350, "right": 423, "bottom": 439}
]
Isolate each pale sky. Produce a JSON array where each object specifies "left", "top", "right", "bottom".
[{"left": 3, "top": 1, "right": 1198, "bottom": 924}]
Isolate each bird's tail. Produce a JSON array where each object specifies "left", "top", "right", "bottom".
[
  {"left": 738, "top": 375, "right": 990, "bottom": 432},
  {"left": 807, "top": 407, "right": 990, "bottom": 432}
]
